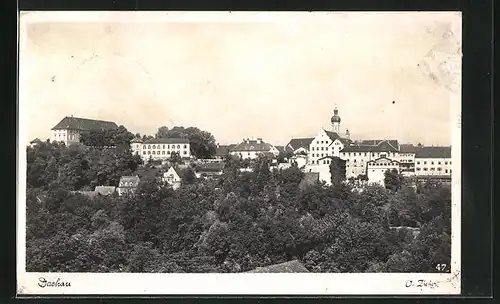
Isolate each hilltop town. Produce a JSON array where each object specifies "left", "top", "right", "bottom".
[
  {"left": 25, "top": 107, "right": 452, "bottom": 274},
  {"left": 30, "top": 107, "right": 452, "bottom": 194}
]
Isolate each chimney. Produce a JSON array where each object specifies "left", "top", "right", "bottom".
[
  {"left": 345, "top": 129, "right": 350, "bottom": 139},
  {"left": 257, "top": 138, "right": 262, "bottom": 144}
]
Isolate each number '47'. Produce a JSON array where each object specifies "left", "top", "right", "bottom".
[{"left": 435, "top": 264, "right": 447, "bottom": 271}]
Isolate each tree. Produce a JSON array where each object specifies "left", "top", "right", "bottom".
[
  {"left": 329, "top": 156, "right": 346, "bottom": 184},
  {"left": 169, "top": 151, "right": 182, "bottom": 164},
  {"left": 384, "top": 169, "right": 404, "bottom": 192}
]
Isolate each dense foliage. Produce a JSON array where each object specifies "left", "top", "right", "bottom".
[{"left": 26, "top": 143, "right": 451, "bottom": 273}]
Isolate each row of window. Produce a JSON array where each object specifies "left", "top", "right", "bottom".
[
  {"left": 416, "top": 168, "right": 452, "bottom": 173},
  {"left": 312, "top": 146, "right": 338, "bottom": 151},
  {"left": 143, "top": 150, "right": 188, "bottom": 155},
  {"left": 142, "top": 144, "right": 187, "bottom": 149},
  {"left": 310, "top": 159, "right": 331, "bottom": 165},
  {"left": 416, "top": 160, "right": 451, "bottom": 165}
]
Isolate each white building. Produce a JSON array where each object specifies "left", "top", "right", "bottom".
[
  {"left": 50, "top": 116, "right": 118, "bottom": 146},
  {"left": 415, "top": 146, "right": 452, "bottom": 176},
  {"left": 162, "top": 166, "right": 182, "bottom": 190},
  {"left": 366, "top": 157, "right": 401, "bottom": 186},
  {"left": 130, "top": 137, "right": 191, "bottom": 162},
  {"left": 230, "top": 138, "right": 279, "bottom": 159},
  {"left": 117, "top": 176, "right": 140, "bottom": 196}
]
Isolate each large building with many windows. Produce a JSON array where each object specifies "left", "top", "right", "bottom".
[
  {"left": 414, "top": 146, "right": 452, "bottom": 176},
  {"left": 229, "top": 138, "right": 279, "bottom": 159},
  {"left": 130, "top": 137, "right": 191, "bottom": 161},
  {"left": 50, "top": 116, "right": 118, "bottom": 146},
  {"left": 291, "top": 106, "right": 452, "bottom": 184}
]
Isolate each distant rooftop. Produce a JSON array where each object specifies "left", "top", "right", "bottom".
[
  {"left": 415, "top": 146, "right": 451, "bottom": 158},
  {"left": 51, "top": 116, "right": 118, "bottom": 131},
  {"left": 246, "top": 260, "right": 309, "bottom": 273}
]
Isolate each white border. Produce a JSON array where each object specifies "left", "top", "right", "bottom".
[{"left": 17, "top": 11, "right": 462, "bottom": 296}]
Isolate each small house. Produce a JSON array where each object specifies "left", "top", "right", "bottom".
[
  {"left": 162, "top": 166, "right": 182, "bottom": 190},
  {"left": 117, "top": 176, "right": 140, "bottom": 196}
]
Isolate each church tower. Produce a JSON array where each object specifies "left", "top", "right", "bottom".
[{"left": 331, "top": 106, "right": 341, "bottom": 133}]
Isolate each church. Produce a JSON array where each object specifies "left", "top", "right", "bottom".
[{"left": 287, "top": 106, "right": 452, "bottom": 186}]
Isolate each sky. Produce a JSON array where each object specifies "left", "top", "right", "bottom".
[{"left": 20, "top": 12, "right": 461, "bottom": 146}]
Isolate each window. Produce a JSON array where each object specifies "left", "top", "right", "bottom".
[
  {"left": 417, "top": 161, "right": 420, "bottom": 165},
  {"left": 148, "top": 145, "right": 151, "bottom": 149},
  {"left": 431, "top": 161, "right": 434, "bottom": 165},
  {"left": 423, "top": 161, "right": 427, "bottom": 165},
  {"left": 445, "top": 169, "right": 448, "bottom": 173},
  {"left": 423, "top": 168, "right": 428, "bottom": 171},
  {"left": 152, "top": 145, "right": 156, "bottom": 149},
  {"left": 167, "top": 145, "right": 170, "bottom": 149},
  {"left": 184, "top": 144, "right": 187, "bottom": 148},
  {"left": 354, "top": 159, "right": 357, "bottom": 162},
  {"left": 372, "top": 170, "right": 375, "bottom": 172},
  {"left": 323, "top": 160, "right": 327, "bottom": 164},
  {"left": 163, "top": 145, "right": 165, "bottom": 149},
  {"left": 445, "top": 161, "right": 448, "bottom": 165},
  {"left": 364, "top": 153, "right": 367, "bottom": 156},
  {"left": 152, "top": 151, "right": 156, "bottom": 155},
  {"left": 148, "top": 151, "right": 151, "bottom": 154},
  {"left": 321, "top": 154, "right": 324, "bottom": 157},
  {"left": 438, "top": 161, "right": 441, "bottom": 165},
  {"left": 177, "top": 145, "right": 180, "bottom": 149},
  {"left": 430, "top": 167, "right": 435, "bottom": 171},
  {"left": 143, "top": 151, "right": 146, "bottom": 155},
  {"left": 417, "top": 168, "right": 421, "bottom": 171},
  {"left": 167, "top": 151, "right": 170, "bottom": 154},
  {"left": 162, "top": 151, "right": 165, "bottom": 155},
  {"left": 437, "top": 167, "right": 442, "bottom": 171},
  {"left": 184, "top": 151, "right": 187, "bottom": 155}
]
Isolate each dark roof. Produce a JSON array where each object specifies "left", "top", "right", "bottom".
[
  {"left": 275, "top": 146, "right": 285, "bottom": 153},
  {"left": 337, "top": 138, "right": 353, "bottom": 145},
  {"left": 358, "top": 139, "right": 399, "bottom": 150},
  {"left": 143, "top": 138, "right": 190, "bottom": 144},
  {"left": 231, "top": 139, "right": 274, "bottom": 152},
  {"left": 399, "top": 144, "right": 420, "bottom": 153},
  {"left": 286, "top": 138, "right": 314, "bottom": 150},
  {"left": 299, "top": 172, "right": 320, "bottom": 190},
  {"left": 94, "top": 186, "right": 116, "bottom": 195},
  {"left": 51, "top": 116, "right": 118, "bottom": 131},
  {"left": 324, "top": 130, "right": 341, "bottom": 141},
  {"left": 341, "top": 139, "right": 399, "bottom": 153},
  {"left": 246, "top": 260, "right": 309, "bottom": 273},
  {"left": 30, "top": 138, "right": 43, "bottom": 144},
  {"left": 215, "top": 145, "right": 235, "bottom": 156},
  {"left": 196, "top": 162, "right": 224, "bottom": 172},
  {"left": 118, "top": 176, "right": 140, "bottom": 188},
  {"left": 415, "top": 146, "right": 451, "bottom": 158}
]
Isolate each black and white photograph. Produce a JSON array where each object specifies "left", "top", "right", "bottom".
[{"left": 17, "top": 11, "right": 462, "bottom": 295}]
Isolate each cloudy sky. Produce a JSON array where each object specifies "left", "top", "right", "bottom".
[{"left": 20, "top": 12, "right": 461, "bottom": 146}]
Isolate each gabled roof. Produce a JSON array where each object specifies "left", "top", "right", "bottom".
[
  {"left": 275, "top": 146, "right": 285, "bottom": 153},
  {"left": 341, "top": 139, "right": 399, "bottom": 153},
  {"left": 286, "top": 138, "right": 314, "bottom": 151},
  {"left": 165, "top": 166, "right": 181, "bottom": 177},
  {"left": 118, "top": 176, "right": 140, "bottom": 187},
  {"left": 358, "top": 139, "right": 399, "bottom": 151},
  {"left": 415, "top": 146, "right": 451, "bottom": 158},
  {"left": 246, "top": 260, "right": 309, "bottom": 273},
  {"left": 323, "top": 130, "right": 341, "bottom": 142},
  {"left": 30, "top": 138, "right": 43, "bottom": 144},
  {"left": 51, "top": 116, "right": 118, "bottom": 131},
  {"left": 130, "top": 137, "right": 143, "bottom": 143},
  {"left": 231, "top": 139, "right": 274, "bottom": 152},
  {"left": 144, "top": 138, "right": 190, "bottom": 144},
  {"left": 94, "top": 186, "right": 116, "bottom": 195},
  {"left": 336, "top": 138, "right": 353, "bottom": 145}
]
